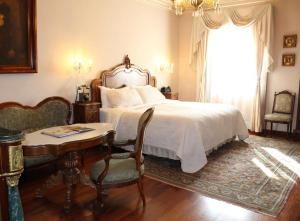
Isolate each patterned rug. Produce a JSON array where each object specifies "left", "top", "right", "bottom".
[{"left": 144, "top": 135, "right": 300, "bottom": 216}]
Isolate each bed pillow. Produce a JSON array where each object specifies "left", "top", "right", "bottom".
[
  {"left": 133, "top": 85, "right": 166, "bottom": 104},
  {"left": 106, "top": 87, "right": 143, "bottom": 108},
  {"left": 99, "top": 86, "right": 114, "bottom": 108}
]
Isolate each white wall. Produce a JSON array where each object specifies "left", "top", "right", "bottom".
[
  {"left": 178, "top": 0, "right": 300, "bottom": 130},
  {"left": 178, "top": 13, "right": 195, "bottom": 101},
  {"left": 266, "top": 0, "right": 300, "bottom": 131},
  {"left": 0, "top": 0, "right": 178, "bottom": 105}
]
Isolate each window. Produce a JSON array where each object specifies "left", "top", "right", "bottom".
[{"left": 205, "top": 23, "right": 257, "bottom": 127}]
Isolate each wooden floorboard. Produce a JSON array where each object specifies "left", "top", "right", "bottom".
[{"left": 20, "top": 150, "right": 300, "bottom": 221}]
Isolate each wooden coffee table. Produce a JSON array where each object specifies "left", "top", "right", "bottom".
[{"left": 22, "top": 123, "right": 115, "bottom": 212}]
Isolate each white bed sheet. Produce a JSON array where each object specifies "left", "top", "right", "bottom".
[{"left": 100, "top": 100, "right": 249, "bottom": 173}]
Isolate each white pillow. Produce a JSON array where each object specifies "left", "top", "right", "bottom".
[
  {"left": 133, "top": 85, "right": 166, "bottom": 104},
  {"left": 99, "top": 86, "right": 114, "bottom": 108},
  {"left": 106, "top": 87, "right": 143, "bottom": 108}
]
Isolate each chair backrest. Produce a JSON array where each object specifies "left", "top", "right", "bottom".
[
  {"left": 0, "top": 97, "right": 71, "bottom": 133},
  {"left": 272, "top": 90, "right": 295, "bottom": 114},
  {"left": 134, "top": 108, "right": 154, "bottom": 164}
]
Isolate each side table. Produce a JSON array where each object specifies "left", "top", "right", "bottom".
[
  {"left": 162, "top": 92, "right": 179, "bottom": 100},
  {"left": 73, "top": 102, "right": 100, "bottom": 123}
]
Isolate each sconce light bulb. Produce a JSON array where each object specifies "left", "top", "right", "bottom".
[
  {"left": 87, "top": 59, "right": 93, "bottom": 71},
  {"left": 160, "top": 64, "right": 165, "bottom": 72},
  {"left": 88, "top": 59, "right": 93, "bottom": 66},
  {"left": 170, "top": 64, "right": 174, "bottom": 74}
]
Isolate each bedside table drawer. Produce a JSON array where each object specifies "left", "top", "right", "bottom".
[
  {"left": 85, "top": 112, "right": 99, "bottom": 123},
  {"left": 73, "top": 102, "right": 100, "bottom": 123},
  {"left": 85, "top": 105, "right": 99, "bottom": 112}
]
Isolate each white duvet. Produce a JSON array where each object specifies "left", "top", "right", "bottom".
[{"left": 101, "top": 100, "right": 249, "bottom": 173}]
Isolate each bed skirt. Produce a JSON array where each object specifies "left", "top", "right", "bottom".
[{"left": 121, "top": 136, "right": 236, "bottom": 162}]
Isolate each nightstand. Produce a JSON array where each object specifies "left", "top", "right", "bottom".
[
  {"left": 73, "top": 102, "right": 100, "bottom": 123},
  {"left": 162, "top": 92, "right": 178, "bottom": 100}
]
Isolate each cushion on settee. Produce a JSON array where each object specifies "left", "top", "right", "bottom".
[{"left": 0, "top": 97, "right": 71, "bottom": 168}]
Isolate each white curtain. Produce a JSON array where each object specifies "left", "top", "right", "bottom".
[
  {"left": 190, "top": 3, "right": 273, "bottom": 132},
  {"left": 205, "top": 24, "right": 257, "bottom": 127}
]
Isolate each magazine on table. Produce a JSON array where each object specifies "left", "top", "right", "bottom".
[{"left": 41, "top": 125, "right": 95, "bottom": 138}]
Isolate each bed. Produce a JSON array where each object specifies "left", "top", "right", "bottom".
[{"left": 91, "top": 56, "right": 249, "bottom": 173}]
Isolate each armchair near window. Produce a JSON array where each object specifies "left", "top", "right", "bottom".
[
  {"left": 90, "top": 108, "right": 154, "bottom": 208},
  {"left": 264, "top": 90, "right": 295, "bottom": 135}
]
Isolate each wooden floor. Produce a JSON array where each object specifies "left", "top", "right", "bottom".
[{"left": 20, "top": 150, "right": 300, "bottom": 221}]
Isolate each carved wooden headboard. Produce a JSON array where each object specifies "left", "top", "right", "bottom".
[{"left": 90, "top": 55, "right": 156, "bottom": 103}]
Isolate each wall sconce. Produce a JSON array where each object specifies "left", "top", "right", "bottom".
[
  {"left": 158, "top": 63, "right": 174, "bottom": 74},
  {"left": 73, "top": 57, "right": 93, "bottom": 74},
  {"left": 87, "top": 59, "right": 93, "bottom": 72},
  {"left": 73, "top": 58, "right": 83, "bottom": 73},
  {"left": 73, "top": 56, "right": 93, "bottom": 103}
]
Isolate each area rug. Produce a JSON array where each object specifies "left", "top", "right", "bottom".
[{"left": 144, "top": 135, "right": 300, "bottom": 216}]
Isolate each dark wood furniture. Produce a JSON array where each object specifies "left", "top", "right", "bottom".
[
  {"left": 73, "top": 102, "right": 100, "bottom": 123},
  {"left": 162, "top": 92, "right": 178, "bottom": 100},
  {"left": 264, "top": 90, "right": 295, "bottom": 135},
  {"left": 0, "top": 178, "right": 8, "bottom": 221},
  {"left": 90, "top": 55, "right": 156, "bottom": 104},
  {"left": 91, "top": 108, "right": 154, "bottom": 209},
  {"left": 22, "top": 123, "right": 115, "bottom": 213},
  {"left": 0, "top": 128, "right": 24, "bottom": 221},
  {"left": 0, "top": 97, "right": 71, "bottom": 180}
]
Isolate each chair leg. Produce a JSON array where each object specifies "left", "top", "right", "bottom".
[
  {"left": 270, "top": 122, "right": 273, "bottom": 136},
  {"left": 95, "top": 184, "right": 104, "bottom": 210},
  {"left": 288, "top": 123, "right": 293, "bottom": 136},
  {"left": 264, "top": 121, "right": 267, "bottom": 135},
  {"left": 137, "top": 178, "right": 146, "bottom": 207}
]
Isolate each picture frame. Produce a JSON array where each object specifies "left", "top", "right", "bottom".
[
  {"left": 283, "top": 34, "right": 297, "bottom": 48},
  {"left": 0, "top": 0, "right": 37, "bottom": 74},
  {"left": 282, "top": 54, "right": 296, "bottom": 67}
]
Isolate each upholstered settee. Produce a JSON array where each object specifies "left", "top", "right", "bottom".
[{"left": 0, "top": 97, "right": 71, "bottom": 177}]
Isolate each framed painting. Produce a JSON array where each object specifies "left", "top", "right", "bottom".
[
  {"left": 283, "top": 34, "right": 297, "bottom": 48},
  {"left": 282, "top": 54, "right": 296, "bottom": 67},
  {"left": 0, "top": 0, "right": 37, "bottom": 74}
]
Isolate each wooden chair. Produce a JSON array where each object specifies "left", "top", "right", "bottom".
[
  {"left": 264, "top": 90, "right": 296, "bottom": 135},
  {"left": 90, "top": 107, "right": 154, "bottom": 209}
]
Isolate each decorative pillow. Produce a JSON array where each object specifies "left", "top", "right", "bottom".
[
  {"left": 133, "top": 85, "right": 166, "bottom": 104},
  {"left": 106, "top": 87, "right": 143, "bottom": 108}
]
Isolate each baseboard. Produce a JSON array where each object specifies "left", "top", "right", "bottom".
[{"left": 249, "top": 129, "right": 295, "bottom": 139}]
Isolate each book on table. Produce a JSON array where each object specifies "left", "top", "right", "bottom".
[{"left": 41, "top": 125, "right": 95, "bottom": 138}]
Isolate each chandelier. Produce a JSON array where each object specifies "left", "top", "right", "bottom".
[{"left": 171, "top": 0, "right": 220, "bottom": 16}]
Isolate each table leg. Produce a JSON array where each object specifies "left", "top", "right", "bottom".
[{"left": 62, "top": 151, "right": 81, "bottom": 213}]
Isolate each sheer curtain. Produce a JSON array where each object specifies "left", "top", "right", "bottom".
[
  {"left": 205, "top": 23, "right": 257, "bottom": 127},
  {"left": 190, "top": 3, "right": 273, "bottom": 132}
]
